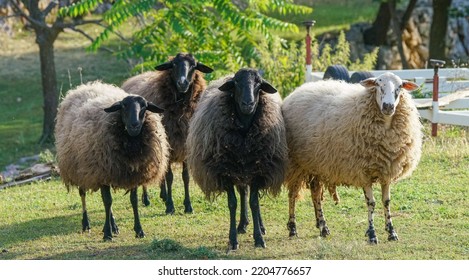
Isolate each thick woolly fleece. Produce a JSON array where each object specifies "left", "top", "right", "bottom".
[
  {"left": 55, "top": 81, "right": 169, "bottom": 192},
  {"left": 282, "top": 79, "right": 422, "bottom": 196},
  {"left": 187, "top": 77, "right": 288, "bottom": 199},
  {"left": 122, "top": 70, "right": 206, "bottom": 163}
]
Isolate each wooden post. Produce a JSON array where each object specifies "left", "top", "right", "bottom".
[
  {"left": 303, "top": 20, "right": 315, "bottom": 83},
  {"left": 430, "top": 59, "right": 446, "bottom": 137}
]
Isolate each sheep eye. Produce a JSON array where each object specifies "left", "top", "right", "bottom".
[{"left": 139, "top": 109, "right": 145, "bottom": 118}]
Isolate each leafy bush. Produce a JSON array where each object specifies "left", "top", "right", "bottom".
[{"left": 312, "top": 31, "right": 378, "bottom": 72}]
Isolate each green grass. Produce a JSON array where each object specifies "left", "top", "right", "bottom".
[
  {"left": 272, "top": 0, "right": 379, "bottom": 40},
  {"left": 1, "top": 133, "right": 469, "bottom": 260}
]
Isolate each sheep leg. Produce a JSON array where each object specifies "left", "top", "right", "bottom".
[
  {"left": 79, "top": 188, "right": 91, "bottom": 233},
  {"left": 250, "top": 184, "right": 265, "bottom": 248},
  {"left": 236, "top": 185, "right": 249, "bottom": 234},
  {"left": 159, "top": 165, "right": 170, "bottom": 202},
  {"left": 363, "top": 186, "right": 378, "bottom": 244},
  {"left": 227, "top": 184, "right": 239, "bottom": 250},
  {"left": 182, "top": 161, "right": 193, "bottom": 213},
  {"left": 163, "top": 165, "right": 175, "bottom": 215},
  {"left": 310, "top": 178, "right": 330, "bottom": 237},
  {"left": 259, "top": 209, "right": 266, "bottom": 235},
  {"left": 382, "top": 183, "right": 398, "bottom": 241},
  {"left": 100, "top": 185, "right": 114, "bottom": 241},
  {"left": 287, "top": 188, "right": 298, "bottom": 237},
  {"left": 141, "top": 185, "right": 150, "bottom": 207},
  {"left": 130, "top": 188, "right": 145, "bottom": 238}
]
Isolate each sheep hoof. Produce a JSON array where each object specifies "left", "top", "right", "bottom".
[
  {"left": 368, "top": 238, "right": 378, "bottom": 245},
  {"left": 135, "top": 230, "right": 145, "bottom": 238},
  {"left": 320, "top": 226, "right": 330, "bottom": 237},
  {"left": 103, "top": 235, "right": 113, "bottom": 242},
  {"left": 237, "top": 226, "right": 247, "bottom": 234},
  {"left": 388, "top": 233, "right": 399, "bottom": 241},
  {"left": 366, "top": 229, "right": 378, "bottom": 244},
  {"left": 165, "top": 208, "right": 175, "bottom": 215},
  {"left": 287, "top": 222, "right": 297, "bottom": 237},
  {"left": 184, "top": 205, "right": 193, "bottom": 214},
  {"left": 142, "top": 196, "right": 151, "bottom": 207},
  {"left": 111, "top": 225, "right": 119, "bottom": 235},
  {"left": 254, "top": 241, "right": 266, "bottom": 248},
  {"left": 260, "top": 226, "right": 266, "bottom": 235},
  {"left": 228, "top": 243, "right": 239, "bottom": 251}
]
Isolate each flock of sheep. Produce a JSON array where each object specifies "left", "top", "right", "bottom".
[{"left": 54, "top": 53, "right": 422, "bottom": 250}]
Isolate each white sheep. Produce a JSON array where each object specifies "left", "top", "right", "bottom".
[
  {"left": 55, "top": 81, "right": 169, "bottom": 240},
  {"left": 282, "top": 72, "right": 422, "bottom": 243}
]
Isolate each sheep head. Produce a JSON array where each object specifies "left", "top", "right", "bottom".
[
  {"left": 361, "top": 72, "right": 418, "bottom": 117},
  {"left": 219, "top": 69, "right": 277, "bottom": 118},
  {"left": 155, "top": 53, "right": 213, "bottom": 93},
  {"left": 104, "top": 95, "right": 164, "bottom": 137}
]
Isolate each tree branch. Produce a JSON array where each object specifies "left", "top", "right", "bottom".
[
  {"left": 55, "top": 19, "right": 103, "bottom": 29},
  {"left": 400, "top": 0, "right": 418, "bottom": 31},
  {"left": 66, "top": 26, "right": 114, "bottom": 54},
  {"left": 42, "top": 0, "right": 58, "bottom": 17},
  {"left": 9, "top": 0, "right": 48, "bottom": 29}
]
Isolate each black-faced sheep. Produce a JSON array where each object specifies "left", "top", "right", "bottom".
[
  {"left": 187, "top": 69, "right": 288, "bottom": 250},
  {"left": 122, "top": 53, "right": 213, "bottom": 214},
  {"left": 55, "top": 81, "right": 169, "bottom": 240},
  {"left": 282, "top": 72, "right": 422, "bottom": 244}
]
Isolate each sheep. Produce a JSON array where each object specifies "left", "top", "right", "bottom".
[
  {"left": 282, "top": 72, "right": 422, "bottom": 244},
  {"left": 55, "top": 81, "right": 169, "bottom": 240},
  {"left": 122, "top": 53, "right": 213, "bottom": 214},
  {"left": 187, "top": 68, "right": 288, "bottom": 250}
]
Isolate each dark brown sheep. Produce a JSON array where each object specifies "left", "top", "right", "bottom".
[
  {"left": 122, "top": 53, "right": 213, "bottom": 214},
  {"left": 187, "top": 69, "right": 288, "bottom": 250}
]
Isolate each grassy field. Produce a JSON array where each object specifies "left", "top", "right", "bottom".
[
  {"left": 0, "top": 2, "right": 468, "bottom": 260},
  {"left": 0, "top": 132, "right": 468, "bottom": 260}
]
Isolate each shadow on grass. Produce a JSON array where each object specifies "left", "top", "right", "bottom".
[
  {"left": 0, "top": 213, "right": 79, "bottom": 248},
  {"left": 32, "top": 238, "right": 225, "bottom": 260}
]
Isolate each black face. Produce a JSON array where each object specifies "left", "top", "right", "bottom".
[
  {"left": 155, "top": 53, "right": 214, "bottom": 93},
  {"left": 104, "top": 96, "right": 164, "bottom": 137},
  {"left": 219, "top": 68, "right": 277, "bottom": 116}
]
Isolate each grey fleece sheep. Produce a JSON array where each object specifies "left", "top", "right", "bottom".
[
  {"left": 55, "top": 81, "right": 169, "bottom": 240},
  {"left": 282, "top": 72, "right": 422, "bottom": 243},
  {"left": 122, "top": 53, "right": 213, "bottom": 214},
  {"left": 187, "top": 68, "right": 288, "bottom": 250}
]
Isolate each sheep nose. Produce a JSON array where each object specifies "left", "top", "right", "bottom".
[
  {"left": 130, "top": 121, "right": 140, "bottom": 128},
  {"left": 382, "top": 103, "right": 395, "bottom": 115},
  {"left": 177, "top": 79, "right": 188, "bottom": 88},
  {"left": 242, "top": 101, "right": 255, "bottom": 107}
]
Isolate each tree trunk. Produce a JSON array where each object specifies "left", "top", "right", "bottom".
[
  {"left": 429, "top": 0, "right": 452, "bottom": 61},
  {"left": 388, "top": 0, "right": 410, "bottom": 69},
  {"left": 36, "top": 28, "right": 59, "bottom": 145},
  {"left": 364, "top": 2, "right": 392, "bottom": 46}
]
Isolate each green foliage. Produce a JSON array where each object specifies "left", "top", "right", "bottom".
[
  {"left": 60, "top": 0, "right": 312, "bottom": 74},
  {"left": 312, "top": 31, "right": 379, "bottom": 72},
  {"left": 250, "top": 37, "right": 305, "bottom": 97}
]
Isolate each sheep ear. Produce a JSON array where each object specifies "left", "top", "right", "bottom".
[
  {"left": 196, "top": 62, "right": 214, "bottom": 73},
  {"left": 104, "top": 102, "right": 122, "bottom": 113},
  {"left": 402, "top": 80, "right": 419, "bottom": 91},
  {"left": 219, "top": 79, "right": 234, "bottom": 92},
  {"left": 261, "top": 79, "right": 277, "bottom": 94},
  {"left": 147, "top": 102, "right": 165, "bottom": 113},
  {"left": 360, "top": 77, "right": 377, "bottom": 89},
  {"left": 155, "top": 61, "right": 173, "bottom": 71}
]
